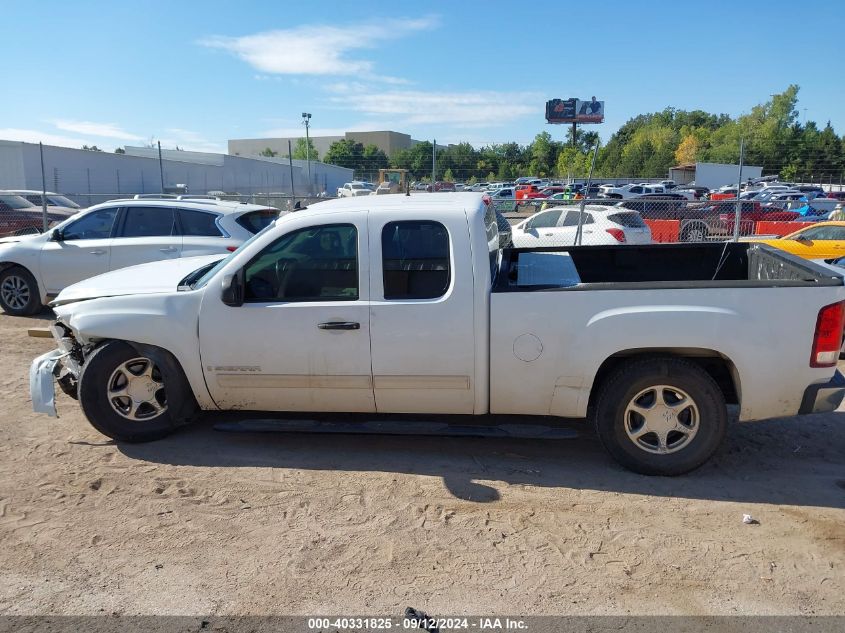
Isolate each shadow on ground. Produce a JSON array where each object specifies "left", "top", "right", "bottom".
[{"left": 115, "top": 410, "right": 845, "bottom": 508}]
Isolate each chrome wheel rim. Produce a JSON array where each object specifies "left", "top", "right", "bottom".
[
  {"left": 1, "top": 275, "right": 30, "bottom": 310},
  {"left": 107, "top": 357, "right": 167, "bottom": 421},
  {"left": 624, "top": 384, "right": 699, "bottom": 454}
]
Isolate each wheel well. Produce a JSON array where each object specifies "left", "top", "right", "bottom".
[{"left": 588, "top": 349, "right": 740, "bottom": 410}]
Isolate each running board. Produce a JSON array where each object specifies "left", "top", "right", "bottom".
[{"left": 213, "top": 418, "right": 578, "bottom": 440}]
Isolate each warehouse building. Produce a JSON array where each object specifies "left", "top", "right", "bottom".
[
  {"left": 229, "top": 130, "right": 420, "bottom": 159},
  {"left": 0, "top": 140, "right": 353, "bottom": 206}
]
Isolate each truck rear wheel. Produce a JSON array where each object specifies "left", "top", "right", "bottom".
[
  {"left": 593, "top": 357, "right": 727, "bottom": 475},
  {"left": 79, "top": 341, "right": 182, "bottom": 443}
]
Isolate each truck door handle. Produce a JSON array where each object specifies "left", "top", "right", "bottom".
[
  {"left": 159, "top": 246, "right": 178, "bottom": 253},
  {"left": 544, "top": 232, "right": 554, "bottom": 236},
  {"left": 318, "top": 321, "right": 360, "bottom": 330},
  {"left": 89, "top": 249, "right": 107, "bottom": 255}
]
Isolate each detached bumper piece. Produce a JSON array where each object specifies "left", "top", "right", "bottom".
[
  {"left": 799, "top": 370, "right": 845, "bottom": 415},
  {"left": 29, "top": 349, "right": 67, "bottom": 417}
]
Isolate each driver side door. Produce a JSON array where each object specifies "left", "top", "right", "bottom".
[{"left": 198, "top": 215, "right": 374, "bottom": 412}]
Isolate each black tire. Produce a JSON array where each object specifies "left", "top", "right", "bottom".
[
  {"left": 681, "top": 222, "right": 709, "bottom": 242},
  {"left": 0, "top": 266, "right": 43, "bottom": 316},
  {"left": 593, "top": 357, "right": 728, "bottom": 476},
  {"left": 78, "top": 341, "right": 182, "bottom": 442}
]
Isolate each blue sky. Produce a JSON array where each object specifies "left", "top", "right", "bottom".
[{"left": 2, "top": 0, "right": 843, "bottom": 153}]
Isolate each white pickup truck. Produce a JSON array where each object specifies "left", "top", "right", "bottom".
[{"left": 31, "top": 193, "right": 845, "bottom": 475}]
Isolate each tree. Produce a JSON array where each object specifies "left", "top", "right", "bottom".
[
  {"left": 82, "top": 145, "right": 102, "bottom": 151},
  {"left": 362, "top": 144, "right": 388, "bottom": 172},
  {"left": 114, "top": 147, "right": 126, "bottom": 154},
  {"left": 443, "top": 167, "right": 454, "bottom": 182},
  {"left": 292, "top": 137, "right": 318, "bottom": 161},
  {"left": 324, "top": 139, "right": 365, "bottom": 174},
  {"left": 259, "top": 147, "right": 278, "bottom": 157}
]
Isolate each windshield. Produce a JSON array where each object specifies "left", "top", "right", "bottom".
[
  {"left": 47, "top": 195, "right": 80, "bottom": 209},
  {"left": 0, "top": 194, "right": 36, "bottom": 209},
  {"left": 188, "top": 221, "right": 276, "bottom": 290}
]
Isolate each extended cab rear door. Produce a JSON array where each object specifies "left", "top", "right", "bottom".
[{"left": 367, "top": 208, "right": 477, "bottom": 414}]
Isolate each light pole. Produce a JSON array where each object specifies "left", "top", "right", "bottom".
[{"left": 302, "top": 112, "right": 312, "bottom": 194}]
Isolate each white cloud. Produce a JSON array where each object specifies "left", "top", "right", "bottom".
[
  {"left": 199, "top": 16, "right": 437, "bottom": 82},
  {"left": 51, "top": 119, "right": 142, "bottom": 141},
  {"left": 328, "top": 89, "right": 542, "bottom": 127},
  {"left": 158, "top": 128, "right": 226, "bottom": 153},
  {"left": 0, "top": 128, "right": 90, "bottom": 148}
]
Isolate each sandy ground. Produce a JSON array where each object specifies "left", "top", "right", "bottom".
[{"left": 0, "top": 310, "right": 843, "bottom": 617}]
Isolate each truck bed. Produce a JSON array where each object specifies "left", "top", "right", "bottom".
[
  {"left": 495, "top": 242, "right": 842, "bottom": 290},
  {"left": 489, "top": 242, "right": 845, "bottom": 423}
]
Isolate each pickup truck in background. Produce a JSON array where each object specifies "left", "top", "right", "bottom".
[{"left": 31, "top": 193, "right": 845, "bottom": 475}]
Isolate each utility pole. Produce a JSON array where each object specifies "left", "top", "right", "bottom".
[
  {"left": 302, "top": 113, "right": 312, "bottom": 194},
  {"left": 157, "top": 140, "right": 165, "bottom": 193}
]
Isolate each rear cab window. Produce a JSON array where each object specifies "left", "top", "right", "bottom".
[{"left": 382, "top": 221, "right": 450, "bottom": 300}]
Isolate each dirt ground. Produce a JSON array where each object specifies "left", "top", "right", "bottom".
[{"left": 0, "top": 311, "right": 843, "bottom": 617}]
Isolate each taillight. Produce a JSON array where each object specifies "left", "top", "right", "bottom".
[
  {"left": 226, "top": 246, "right": 238, "bottom": 252},
  {"left": 606, "top": 228, "right": 626, "bottom": 242},
  {"left": 810, "top": 301, "right": 845, "bottom": 367}
]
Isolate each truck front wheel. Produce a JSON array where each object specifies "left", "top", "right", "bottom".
[
  {"left": 593, "top": 357, "right": 727, "bottom": 475},
  {"left": 78, "top": 341, "right": 184, "bottom": 442}
]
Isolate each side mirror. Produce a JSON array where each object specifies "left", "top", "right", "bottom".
[
  {"left": 221, "top": 268, "right": 245, "bottom": 307},
  {"left": 51, "top": 228, "right": 64, "bottom": 241}
]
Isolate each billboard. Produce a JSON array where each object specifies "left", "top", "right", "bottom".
[{"left": 546, "top": 97, "right": 605, "bottom": 124}]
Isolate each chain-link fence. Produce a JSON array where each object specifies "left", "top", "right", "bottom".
[{"left": 487, "top": 191, "right": 841, "bottom": 248}]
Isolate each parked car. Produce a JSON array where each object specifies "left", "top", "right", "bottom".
[
  {"left": 511, "top": 206, "right": 651, "bottom": 247},
  {"left": 599, "top": 183, "right": 668, "bottom": 200},
  {"left": 431, "top": 181, "right": 456, "bottom": 192},
  {"left": 337, "top": 182, "right": 372, "bottom": 197},
  {"left": 0, "top": 197, "right": 282, "bottom": 315},
  {"left": 7, "top": 190, "right": 83, "bottom": 213},
  {"left": 32, "top": 193, "right": 845, "bottom": 476},
  {"left": 0, "top": 193, "right": 77, "bottom": 237},
  {"left": 745, "top": 222, "right": 845, "bottom": 259}
]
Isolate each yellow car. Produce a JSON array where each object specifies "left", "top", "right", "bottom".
[{"left": 749, "top": 221, "right": 845, "bottom": 259}]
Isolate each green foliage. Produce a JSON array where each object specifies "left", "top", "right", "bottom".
[
  {"left": 292, "top": 138, "right": 318, "bottom": 161},
  {"left": 82, "top": 145, "right": 102, "bottom": 152},
  {"left": 259, "top": 147, "right": 278, "bottom": 157}
]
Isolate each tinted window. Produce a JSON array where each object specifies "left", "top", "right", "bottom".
[
  {"left": 179, "top": 209, "right": 222, "bottom": 236},
  {"left": 525, "top": 210, "right": 562, "bottom": 229},
  {"left": 630, "top": 186, "right": 643, "bottom": 194},
  {"left": 236, "top": 209, "right": 281, "bottom": 234},
  {"left": 244, "top": 224, "right": 358, "bottom": 302},
  {"left": 562, "top": 211, "right": 594, "bottom": 226},
  {"left": 62, "top": 207, "right": 118, "bottom": 240},
  {"left": 24, "top": 195, "right": 43, "bottom": 205},
  {"left": 121, "top": 207, "right": 176, "bottom": 237},
  {"left": 608, "top": 212, "right": 646, "bottom": 227},
  {"left": 382, "top": 221, "right": 450, "bottom": 300}
]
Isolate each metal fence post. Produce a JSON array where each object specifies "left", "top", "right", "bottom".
[
  {"left": 732, "top": 138, "right": 745, "bottom": 241},
  {"left": 575, "top": 143, "right": 600, "bottom": 246},
  {"left": 86, "top": 168, "right": 92, "bottom": 208},
  {"left": 288, "top": 140, "right": 296, "bottom": 208},
  {"left": 157, "top": 141, "right": 165, "bottom": 193},
  {"left": 116, "top": 169, "right": 121, "bottom": 194},
  {"left": 39, "top": 142, "right": 48, "bottom": 232}
]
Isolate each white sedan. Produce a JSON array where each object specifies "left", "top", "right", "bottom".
[{"left": 511, "top": 205, "right": 651, "bottom": 247}]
